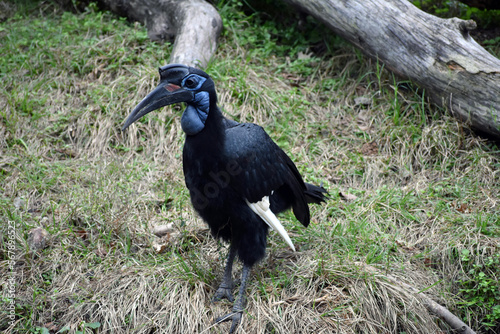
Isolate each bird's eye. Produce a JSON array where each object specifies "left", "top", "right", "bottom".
[{"left": 184, "top": 76, "right": 198, "bottom": 89}]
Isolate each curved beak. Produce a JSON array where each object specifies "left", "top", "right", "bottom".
[{"left": 122, "top": 82, "right": 194, "bottom": 131}]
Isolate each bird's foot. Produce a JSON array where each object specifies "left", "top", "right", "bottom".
[
  {"left": 215, "top": 310, "right": 242, "bottom": 334},
  {"left": 215, "top": 264, "right": 250, "bottom": 333},
  {"left": 212, "top": 283, "right": 234, "bottom": 302}
]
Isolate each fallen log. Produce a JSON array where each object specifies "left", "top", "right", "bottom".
[
  {"left": 100, "top": 0, "right": 500, "bottom": 137},
  {"left": 99, "top": 0, "right": 222, "bottom": 68},
  {"left": 285, "top": 0, "right": 500, "bottom": 138}
]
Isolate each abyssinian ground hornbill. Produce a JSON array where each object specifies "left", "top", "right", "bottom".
[{"left": 122, "top": 64, "right": 327, "bottom": 333}]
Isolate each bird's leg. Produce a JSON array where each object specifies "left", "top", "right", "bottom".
[
  {"left": 212, "top": 245, "right": 237, "bottom": 302},
  {"left": 215, "top": 264, "right": 251, "bottom": 334}
]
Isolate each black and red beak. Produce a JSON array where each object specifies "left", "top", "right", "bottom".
[
  {"left": 122, "top": 81, "right": 193, "bottom": 131},
  {"left": 122, "top": 65, "right": 195, "bottom": 130}
]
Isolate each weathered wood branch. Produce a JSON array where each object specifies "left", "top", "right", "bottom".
[
  {"left": 285, "top": 0, "right": 500, "bottom": 138},
  {"left": 99, "top": 0, "right": 222, "bottom": 68},
  {"left": 359, "top": 263, "right": 477, "bottom": 334}
]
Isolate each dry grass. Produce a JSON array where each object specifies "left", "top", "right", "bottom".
[{"left": 1, "top": 2, "right": 499, "bottom": 333}]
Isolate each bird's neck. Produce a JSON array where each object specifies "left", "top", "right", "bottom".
[{"left": 184, "top": 105, "right": 226, "bottom": 155}]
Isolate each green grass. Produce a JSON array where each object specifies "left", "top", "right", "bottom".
[{"left": 1, "top": 1, "right": 500, "bottom": 333}]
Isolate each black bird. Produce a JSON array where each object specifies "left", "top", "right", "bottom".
[{"left": 122, "top": 64, "right": 327, "bottom": 333}]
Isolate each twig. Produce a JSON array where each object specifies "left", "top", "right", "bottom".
[{"left": 358, "top": 262, "right": 477, "bottom": 334}]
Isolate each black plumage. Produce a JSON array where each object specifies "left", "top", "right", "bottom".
[{"left": 122, "top": 64, "right": 327, "bottom": 333}]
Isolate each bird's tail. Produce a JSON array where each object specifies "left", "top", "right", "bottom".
[{"left": 304, "top": 183, "right": 328, "bottom": 204}]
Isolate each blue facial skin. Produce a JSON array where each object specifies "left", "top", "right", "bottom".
[
  {"left": 181, "top": 91, "right": 210, "bottom": 135},
  {"left": 180, "top": 75, "right": 210, "bottom": 136}
]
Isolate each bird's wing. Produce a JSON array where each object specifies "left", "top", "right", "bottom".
[{"left": 224, "top": 123, "right": 310, "bottom": 225}]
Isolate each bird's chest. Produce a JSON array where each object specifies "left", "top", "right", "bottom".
[{"left": 182, "top": 144, "right": 233, "bottom": 211}]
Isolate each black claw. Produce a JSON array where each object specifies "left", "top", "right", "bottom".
[
  {"left": 215, "top": 310, "right": 242, "bottom": 334},
  {"left": 212, "top": 284, "right": 234, "bottom": 302}
]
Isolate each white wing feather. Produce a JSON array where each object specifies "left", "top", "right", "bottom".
[{"left": 245, "top": 196, "right": 296, "bottom": 252}]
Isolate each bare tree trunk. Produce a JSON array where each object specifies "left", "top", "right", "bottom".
[
  {"left": 99, "top": 0, "right": 222, "bottom": 68},
  {"left": 285, "top": 0, "right": 500, "bottom": 138}
]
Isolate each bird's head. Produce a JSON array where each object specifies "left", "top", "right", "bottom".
[{"left": 122, "top": 64, "right": 216, "bottom": 135}]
